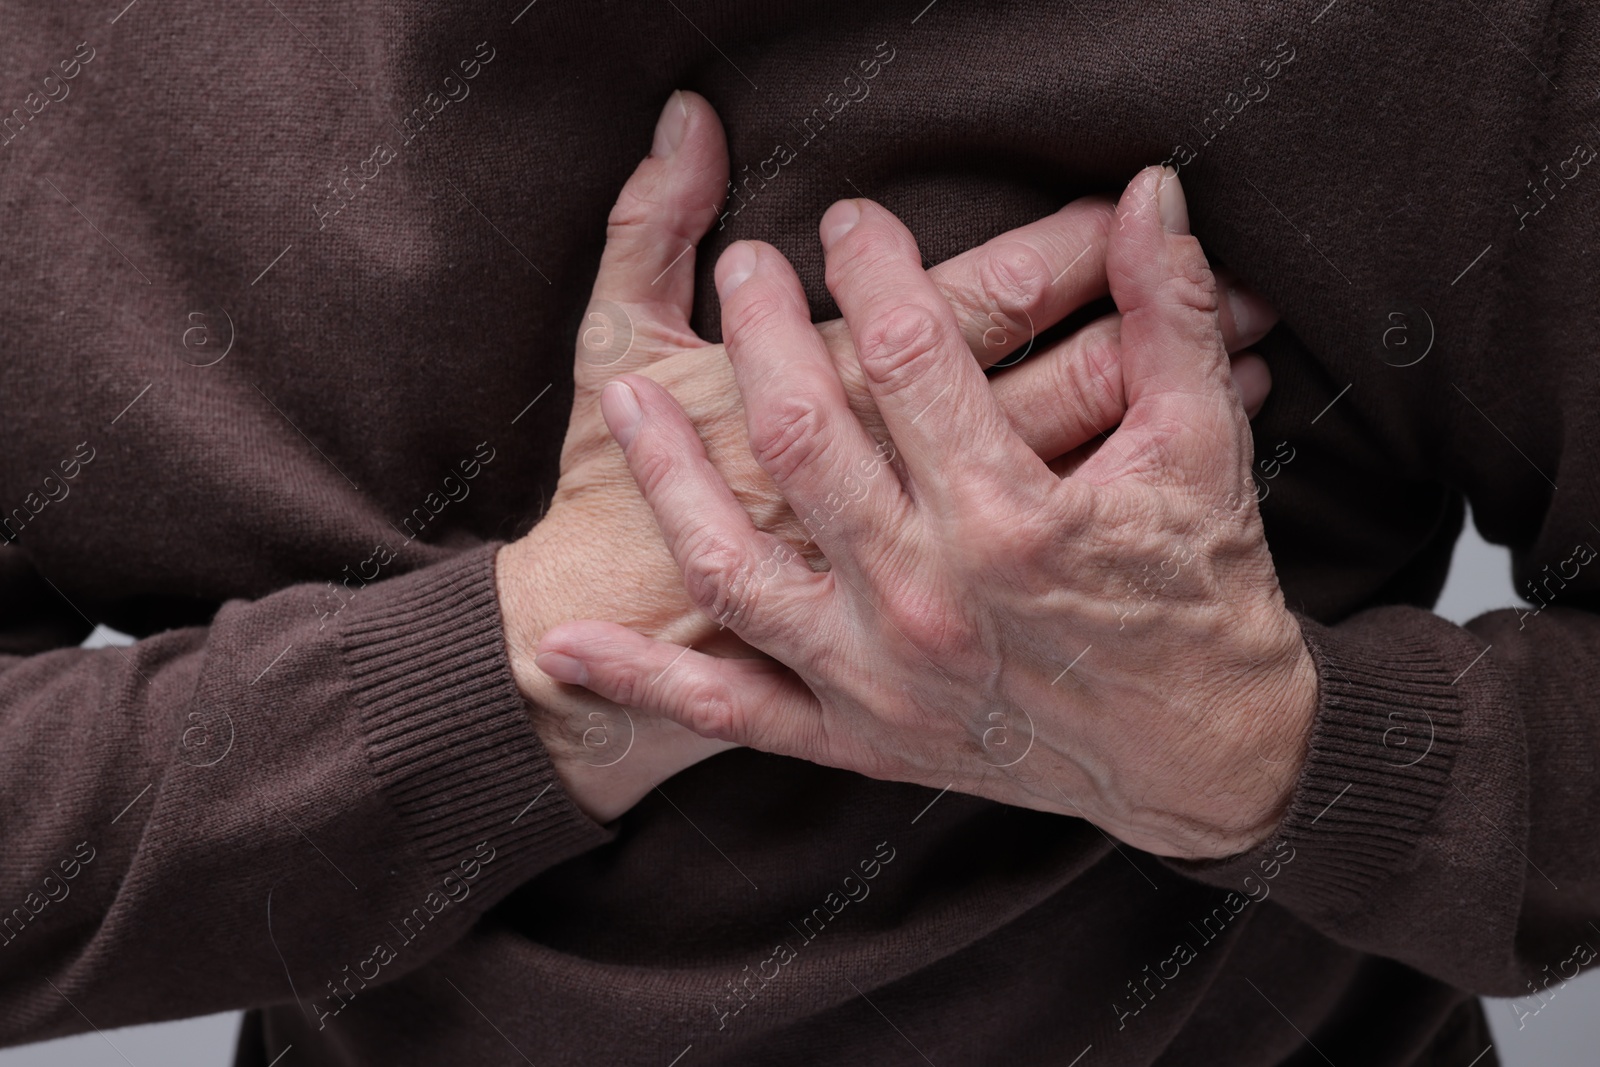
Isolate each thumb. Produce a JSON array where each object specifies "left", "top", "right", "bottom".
[{"left": 576, "top": 91, "right": 729, "bottom": 387}]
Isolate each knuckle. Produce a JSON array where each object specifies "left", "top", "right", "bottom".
[
  {"left": 883, "top": 590, "right": 970, "bottom": 659},
  {"left": 605, "top": 662, "right": 650, "bottom": 710},
  {"left": 1115, "top": 412, "right": 1189, "bottom": 481},
  {"left": 969, "top": 510, "right": 1054, "bottom": 573},
  {"left": 858, "top": 304, "right": 946, "bottom": 388},
  {"left": 826, "top": 227, "right": 905, "bottom": 292},
  {"left": 950, "top": 494, "right": 1054, "bottom": 579},
  {"left": 1077, "top": 197, "right": 1118, "bottom": 245},
  {"left": 729, "top": 290, "right": 789, "bottom": 340},
  {"left": 604, "top": 188, "right": 713, "bottom": 271},
  {"left": 1064, "top": 321, "right": 1124, "bottom": 424},
  {"left": 630, "top": 443, "right": 677, "bottom": 498},
  {"left": 749, "top": 396, "right": 830, "bottom": 483},
  {"left": 679, "top": 529, "right": 754, "bottom": 622},
  {"left": 681, "top": 687, "right": 740, "bottom": 742},
  {"left": 1158, "top": 240, "right": 1220, "bottom": 318},
  {"left": 605, "top": 194, "right": 652, "bottom": 237},
  {"left": 604, "top": 184, "right": 669, "bottom": 248},
  {"left": 975, "top": 240, "right": 1053, "bottom": 331}
]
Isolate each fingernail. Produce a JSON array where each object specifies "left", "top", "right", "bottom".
[
  {"left": 536, "top": 650, "right": 588, "bottom": 686},
  {"left": 716, "top": 241, "right": 757, "bottom": 299},
  {"left": 1157, "top": 167, "right": 1189, "bottom": 234},
  {"left": 601, "top": 380, "right": 643, "bottom": 449},
  {"left": 651, "top": 90, "right": 689, "bottom": 158},
  {"left": 819, "top": 199, "right": 861, "bottom": 249},
  {"left": 1226, "top": 284, "right": 1275, "bottom": 341}
]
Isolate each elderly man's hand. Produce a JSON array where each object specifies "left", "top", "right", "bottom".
[
  {"left": 535, "top": 165, "right": 1315, "bottom": 859},
  {"left": 502, "top": 92, "right": 1280, "bottom": 829}
]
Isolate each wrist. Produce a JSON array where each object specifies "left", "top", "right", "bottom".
[
  {"left": 495, "top": 519, "right": 732, "bottom": 823},
  {"left": 504, "top": 501, "right": 719, "bottom": 647},
  {"left": 1207, "top": 625, "right": 1320, "bottom": 857}
]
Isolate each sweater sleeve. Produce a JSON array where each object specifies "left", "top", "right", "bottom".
[
  {"left": 1162, "top": 595, "right": 1600, "bottom": 999},
  {"left": 0, "top": 542, "right": 612, "bottom": 1045}
]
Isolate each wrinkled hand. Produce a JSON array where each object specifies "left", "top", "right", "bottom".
[
  {"left": 500, "top": 92, "right": 1278, "bottom": 827},
  {"left": 534, "top": 166, "right": 1317, "bottom": 858}
]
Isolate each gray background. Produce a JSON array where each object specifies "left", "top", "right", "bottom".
[{"left": 4, "top": 512, "right": 1596, "bottom": 1065}]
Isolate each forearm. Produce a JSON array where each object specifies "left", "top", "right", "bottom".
[
  {"left": 1164, "top": 600, "right": 1600, "bottom": 998},
  {"left": 0, "top": 545, "right": 607, "bottom": 1043}
]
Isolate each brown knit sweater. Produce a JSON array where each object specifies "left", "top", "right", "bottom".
[{"left": 1, "top": 0, "right": 1596, "bottom": 1063}]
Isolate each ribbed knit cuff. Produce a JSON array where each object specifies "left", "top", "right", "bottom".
[
  {"left": 1163, "top": 609, "right": 1467, "bottom": 917},
  {"left": 338, "top": 542, "right": 613, "bottom": 891}
]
